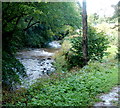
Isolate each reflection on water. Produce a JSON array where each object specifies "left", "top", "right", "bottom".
[{"left": 16, "top": 41, "right": 61, "bottom": 87}]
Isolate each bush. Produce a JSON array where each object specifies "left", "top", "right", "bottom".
[
  {"left": 66, "top": 26, "right": 109, "bottom": 67},
  {"left": 2, "top": 51, "right": 27, "bottom": 90},
  {"left": 2, "top": 30, "right": 27, "bottom": 90},
  {"left": 53, "top": 55, "right": 68, "bottom": 74},
  {"left": 53, "top": 39, "right": 72, "bottom": 70}
]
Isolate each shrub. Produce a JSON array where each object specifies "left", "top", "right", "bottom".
[
  {"left": 2, "top": 30, "right": 27, "bottom": 90},
  {"left": 66, "top": 26, "right": 109, "bottom": 67},
  {"left": 53, "top": 39, "right": 72, "bottom": 70},
  {"left": 2, "top": 51, "right": 27, "bottom": 90},
  {"left": 53, "top": 55, "right": 68, "bottom": 74}
]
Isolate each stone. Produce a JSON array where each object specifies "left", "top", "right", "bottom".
[{"left": 47, "top": 57, "right": 51, "bottom": 60}]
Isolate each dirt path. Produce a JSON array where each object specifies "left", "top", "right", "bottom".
[{"left": 94, "top": 86, "right": 120, "bottom": 107}]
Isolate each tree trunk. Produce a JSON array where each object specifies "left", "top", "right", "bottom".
[{"left": 82, "top": 0, "right": 88, "bottom": 65}]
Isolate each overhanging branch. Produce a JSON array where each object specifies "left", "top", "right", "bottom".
[{"left": 23, "top": 21, "right": 40, "bottom": 31}]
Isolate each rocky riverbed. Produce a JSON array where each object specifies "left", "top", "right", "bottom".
[{"left": 16, "top": 41, "right": 61, "bottom": 87}]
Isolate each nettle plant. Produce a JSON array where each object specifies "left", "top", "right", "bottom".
[{"left": 66, "top": 26, "right": 109, "bottom": 67}]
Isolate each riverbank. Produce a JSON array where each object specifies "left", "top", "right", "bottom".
[
  {"left": 3, "top": 56, "right": 118, "bottom": 106},
  {"left": 3, "top": 42, "right": 118, "bottom": 106}
]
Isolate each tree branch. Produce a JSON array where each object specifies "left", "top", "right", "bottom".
[
  {"left": 3, "top": 13, "right": 27, "bottom": 28},
  {"left": 26, "top": 17, "right": 34, "bottom": 29},
  {"left": 23, "top": 21, "right": 40, "bottom": 31}
]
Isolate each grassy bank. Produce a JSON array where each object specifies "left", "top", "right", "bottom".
[
  {"left": 3, "top": 58, "right": 118, "bottom": 106},
  {"left": 26, "top": 60, "right": 118, "bottom": 106},
  {"left": 3, "top": 43, "right": 118, "bottom": 106}
]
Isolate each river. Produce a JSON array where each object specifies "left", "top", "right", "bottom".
[{"left": 16, "top": 41, "right": 61, "bottom": 87}]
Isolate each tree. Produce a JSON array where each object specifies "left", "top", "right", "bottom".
[
  {"left": 111, "top": 1, "right": 120, "bottom": 19},
  {"left": 82, "top": 0, "right": 88, "bottom": 65}
]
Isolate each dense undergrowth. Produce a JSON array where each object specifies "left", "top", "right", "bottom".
[{"left": 3, "top": 51, "right": 118, "bottom": 106}]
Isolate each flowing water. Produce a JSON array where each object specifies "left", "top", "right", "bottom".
[{"left": 16, "top": 41, "right": 61, "bottom": 87}]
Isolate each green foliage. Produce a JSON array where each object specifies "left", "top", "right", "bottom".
[
  {"left": 88, "top": 13, "right": 100, "bottom": 26},
  {"left": 2, "top": 2, "right": 82, "bottom": 49},
  {"left": 66, "top": 26, "right": 109, "bottom": 67},
  {"left": 2, "top": 29, "right": 27, "bottom": 89},
  {"left": 2, "top": 51, "right": 27, "bottom": 90},
  {"left": 94, "top": 22, "right": 118, "bottom": 46},
  {"left": 52, "top": 39, "right": 72, "bottom": 70},
  {"left": 24, "top": 24, "right": 50, "bottom": 48},
  {"left": 3, "top": 60, "right": 118, "bottom": 106},
  {"left": 88, "top": 26, "right": 109, "bottom": 59},
  {"left": 53, "top": 55, "right": 68, "bottom": 74}
]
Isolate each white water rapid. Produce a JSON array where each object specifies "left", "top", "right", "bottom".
[{"left": 16, "top": 41, "right": 61, "bottom": 87}]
